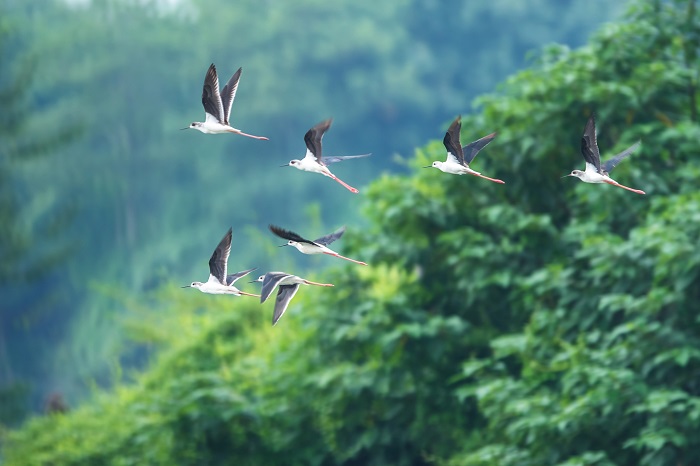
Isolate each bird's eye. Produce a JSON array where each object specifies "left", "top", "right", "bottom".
[{"left": 191, "top": 282, "right": 196, "bottom": 286}]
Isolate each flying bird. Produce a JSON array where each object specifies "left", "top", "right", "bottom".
[
  {"left": 425, "top": 115, "right": 504, "bottom": 184},
  {"left": 182, "top": 64, "right": 268, "bottom": 140},
  {"left": 251, "top": 272, "right": 334, "bottom": 325},
  {"left": 269, "top": 224, "right": 367, "bottom": 266},
  {"left": 563, "top": 114, "right": 644, "bottom": 195},
  {"left": 182, "top": 227, "right": 259, "bottom": 297},
  {"left": 281, "top": 118, "right": 369, "bottom": 193}
]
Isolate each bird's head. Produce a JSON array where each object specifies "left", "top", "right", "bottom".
[
  {"left": 565, "top": 169, "right": 584, "bottom": 179},
  {"left": 281, "top": 159, "right": 301, "bottom": 168},
  {"left": 424, "top": 161, "right": 442, "bottom": 169},
  {"left": 182, "top": 281, "right": 203, "bottom": 289},
  {"left": 250, "top": 275, "right": 265, "bottom": 283},
  {"left": 181, "top": 122, "right": 202, "bottom": 131}
]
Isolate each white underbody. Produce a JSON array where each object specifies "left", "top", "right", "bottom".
[
  {"left": 291, "top": 242, "right": 333, "bottom": 255},
  {"left": 277, "top": 275, "right": 306, "bottom": 286},
  {"left": 292, "top": 150, "right": 333, "bottom": 176},
  {"left": 435, "top": 161, "right": 479, "bottom": 176},
  {"left": 193, "top": 121, "right": 238, "bottom": 134},
  {"left": 577, "top": 171, "right": 614, "bottom": 184},
  {"left": 195, "top": 275, "right": 244, "bottom": 295}
]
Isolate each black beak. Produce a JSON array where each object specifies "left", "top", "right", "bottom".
[
  {"left": 423, "top": 165, "right": 432, "bottom": 168},
  {"left": 278, "top": 244, "right": 287, "bottom": 247},
  {"left": 181, "top": 285, "right": 191, "bottom": 288},
  {"left": 280, "top": 163, "right": 289, "bottom": 167},
  {"left": 180, "top": 127, "right": 189, "bottom": 131}
]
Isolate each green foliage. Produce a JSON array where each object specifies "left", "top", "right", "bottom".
[
  {"left": 0, "top": 0, "right": 622, "bottom": 417},
  {"left": 4, "top": 0, "right": 700, "bottom": 465}
]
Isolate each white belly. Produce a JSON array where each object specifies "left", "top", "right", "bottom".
[{"left": 579, "top": 172, "right": 609, "bottom": 184}]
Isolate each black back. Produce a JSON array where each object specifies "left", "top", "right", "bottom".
[
  {"left": 442, "top": 116, "right": 464, "bottom": 165},
  {"left": 304, "top": 118, "right": 333, "bottom": 162},
  {"left": 580, "top": 114, "right": 602, "bottom": 171}
]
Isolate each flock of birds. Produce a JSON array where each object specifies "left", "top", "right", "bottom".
[{"left": 181, "top": 63, "right": 646, "bottom": 325}]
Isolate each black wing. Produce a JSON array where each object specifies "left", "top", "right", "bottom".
[
  {"left": 220, "top": 67, "right": 242, "bottom": 125},
  {"left": 602, "top": 140, "right": 641, "bottom": 174},
  {"left": 580, "top": 114, "right": 601, "bottom": 172},
  {"left": 208, "top": 227, "right": 232, "bottom": 284},
  {"left": 313, "top": 226, "right": 346, "bottom": 246},
  {"left": 226, "top": 267, "right": 257, "bottom": 286},
  {"left": 304, "top": 118, "right": 333, "bottom": 163},
  {"left": 260, "top": 272, "right": 290, "bottom": 303},
  {"left": 442, "top": 116, "right": 464, "bottom": 165},
  {"left": 269, "top": 225, "right": 314, "bottom": 245},
  {"left": 201, "top": 63, "right": 225, "bottom": 124},
  {"left": 272, "top": 284, "right": 300, "bottom": 326},
  {"left": 462, "top": 132, "right": 497, "bottom": 165},
  {"left": 323, "top": 153, "right": 372, "bottom": 165}
]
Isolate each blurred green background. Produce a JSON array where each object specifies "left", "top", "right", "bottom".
[{"left": 2, "top": 0, "right": 700, "bottom": 464}]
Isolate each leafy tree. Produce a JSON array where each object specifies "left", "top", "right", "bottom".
[
  {"left": 5, "top": 0, "right": 700, "bottom": 463},
  {"left": 0, "top": 13, "right": 78, "bottom": 425},
  {"left": 0, "top": 0, "right": 622, "bottom": 416}
]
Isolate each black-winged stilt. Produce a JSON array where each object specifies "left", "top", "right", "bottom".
[
  {"left": 182, "top": 227, "right": 259, "bottom": 297},
  {"left": 183, "top": 64, "right": 268, "bottom": 140},
  {"left": 269, "top": 224, "right": 367, "bottom": 266},
  {"left": 425, "top": 115, "right": 504, "bottom": 184},
  {"left": 563, "top": 114, "right": 644, "bottom": 194},
  {"left": 281, "top": 118, "right": 368, "bottom": 193},
  {"left": 251, "top": 272, "right": 334, "bottom": 325}
]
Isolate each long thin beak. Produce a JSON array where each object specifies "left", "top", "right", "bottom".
[
  {"left": 180, "top": 127, "right": 189, "bottom": 131},
  {"left": 280, "top": 163, "right": 289, "bottom": 167},
  {"left": 248, "top": 280, "right": 257, "bottom": 284},
  {"left": 278, "top": 244, "right": 287, "bottom": 247},
  {"left": 561, "top": 174, "right": 572, "bottom": 178},
  {"left": 423, "top": 165, "right": 432, "bottom": 168},
  {"left": 181, "top": 285, "right": 191, "bottom": 288}
]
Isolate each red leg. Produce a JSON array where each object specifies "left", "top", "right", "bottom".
[
  {"left": 327, "top": 173, "right": 359, "bottom": 193},
  {"left": 471, "top": 172, "right": 505, "bottom": 184},
  {"left": 302, "top": 280, "right": 334, "bottom": 287},
  {"left": 323, "top": 251, "right": 368, "bottom": 266},
  {"left": 605, "top": 180, "right": 645, "bottom": 195},
  {"left": 229, "top": 128, "right": 269, "bottom": 140}
]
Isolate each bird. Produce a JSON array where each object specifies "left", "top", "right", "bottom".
[
  {"left": 563, "top": 114, "right": 645, "bottom": 195},
  {"left": 182, "top": 227, "right": 260, "bottom": 297},
  {"left": 182, "top": 63, "right": 268, "bottom": 140},
  {"left": 281, "top": 118, "right": 368, "bottom": 193},
  {"left": 425, "top": 115, "right": 504, "bottom": 184},
  {"left": 250, "top": 272, "right": 334, "bottom": 325},
  {"left": 269, "top": 224, "right": 367, "bottom": 266}
]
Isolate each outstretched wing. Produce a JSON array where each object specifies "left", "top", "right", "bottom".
[
  {"left": 304, "top": 118, "right": 333, "bottom": 163},
  {"left": 442, "top": 116, "right": 464, "bottom": 165},
  {"left": 226, "top": 267, "right": 257, "bottom": 286},
  {"left": 272, "top": 284, "right": 300, "bottom": 326},
  {"left": 462, "top": 132, "right": 497, "bottom": 165},
  {"left": 260, "top": 272, "right": 290, "bottom": 303},
  {"left": 602, "top": 140, "right": 641, "bottom": 174},
  {"left": 208, "top": 227, "right": 232, "bottom": 285},
  {"left": 201, "top": 63, "right": 225, "bottom": 124},
  {"left": 220, "top": 67, "right": 242, "bottom": 125},
  {"left": 580, "top": 114, "right": 602, "bottom": 172},
  {"left": 323, "top": 153, "right": 372, "bottom": 165},
  {"left": 269, "top": 225, "right": 314, "bottom": 244},
  {"left": 313, "top": 226, "right": 346, "bottom": 246}
]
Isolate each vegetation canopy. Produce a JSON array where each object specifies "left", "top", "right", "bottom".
[{"left": 2, "top": 0, "right": 700, "bottom": 465}]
